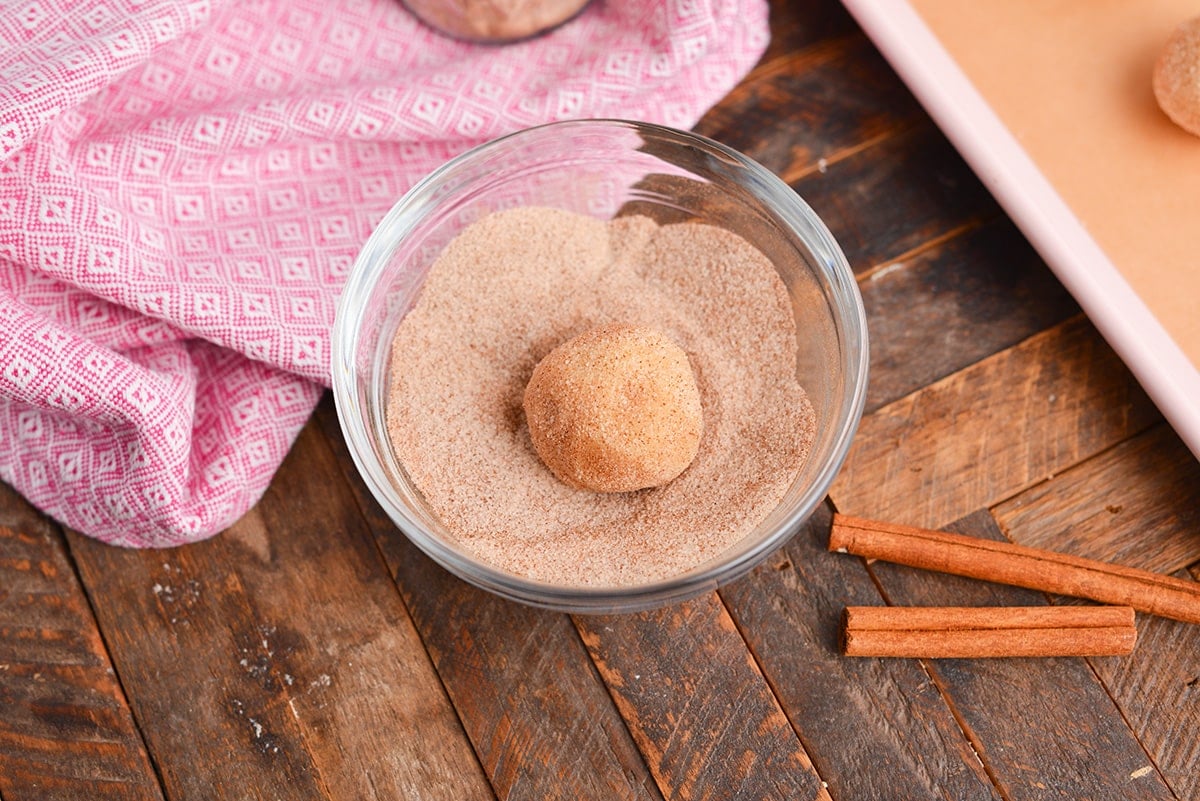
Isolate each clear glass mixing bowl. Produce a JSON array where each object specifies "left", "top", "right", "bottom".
[{"left": 332, "top": 119, "right": 868, "bottom": 613}]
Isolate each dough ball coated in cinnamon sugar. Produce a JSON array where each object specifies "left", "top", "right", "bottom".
[
  {"left": 523, "top": 323, "right": 703, "bottom": 493},
  {"left": 1154, "top": 15, "right": 1200, "bottom": 137}
]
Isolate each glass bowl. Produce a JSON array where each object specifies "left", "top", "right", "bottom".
[
  {"left": 332, "top": 119, "right": 868, "bottom": 613},
  {"left": 401, "top": 0, "right": 592, "bottom": 42}
]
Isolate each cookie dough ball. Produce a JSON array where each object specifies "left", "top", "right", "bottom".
[
  {"left": 1154, "top": 15, "right": 1200, "bottom": 137},
  {"left": 524, "top": 323, "right": 703, "bottom": 493}
]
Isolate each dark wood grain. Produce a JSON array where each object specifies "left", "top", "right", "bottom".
[
  {"left": 65, "top": 421, "right": 491, "bottom": 801},
  {"left": 865, "top": 511, "right": 1177, "bottom": 801},
  {"left": 386, "top": 554, "right": 663, "bottom": 801},
  {"left": 0, "top": 484, "right": 163, "bottom": 801},
  {"left": 575, "top": 593, "right": 831, "bottom": 801},
  {"left": 793, "top": 122, "right": 1002, "bottom": 274},
  {"left": 993, "top": 422, "right": 1200, "bottom": 574},
  {"left": 989, "top": 420, "right": 1200, "bottom": 800},
  {"left": 1091, "top": 569, "right": 1200, "bottom": 801},
  {"left": 831, "top": 316, "right": 1162, "bottom": 530},
  {"left": 697, "top": 34, "right": 925, "bottom": 180},
  {"left": 756, "top": 0, "right": 858, "bottom": 65},
  {"left": 859, "top": 216, "right": 1080, "bottom": 412},
  {"left": 313, "top": 397, "right": 663, "bottom": 801},
  {"left": 720, "top": 503, "right": 1002, "bottom": 801}
]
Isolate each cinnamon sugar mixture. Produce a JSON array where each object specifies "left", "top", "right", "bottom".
[{"left": 386, "top": 206, "right": 816, "bottom": 586}]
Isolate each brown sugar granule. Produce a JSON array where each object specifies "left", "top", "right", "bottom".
[
  {"left": 524, "top": 322, "right": 704, "bottom": 493},
  {"left": 1154, "top": 15, "right": 1200, "bottom": 137},
  {"left": 386, "top": 206, "right": 816, "bottom": 587}
]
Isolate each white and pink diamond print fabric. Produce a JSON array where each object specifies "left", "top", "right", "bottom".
[{"left": 0, "top": 0, "right": 769, "bottom": 547}]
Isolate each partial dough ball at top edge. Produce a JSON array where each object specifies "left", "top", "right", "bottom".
[
  {"left": 1154, "top": 15, "right": 1200, "bottom": 137},
  {"left": 523, "top": 323, "right": 704, "bottom": 493}
]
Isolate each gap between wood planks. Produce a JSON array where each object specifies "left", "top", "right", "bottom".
[
  {"left": 853, "top": 215, "right": 997, "bottom": 285},
  {"left": 992, "top": 421, "right": 1200, "bottom": 577},
  {"left": 713, "top": 588, "right": 836, "bottom": 796},
  {"left": 874, "top": 577, "right": 1013, "bottom": 801},
  {"left": 848, "top": 518, "right": 1061, "bottom": 801},
  {"left": 1075, "top": 649, "right": 1178, "bottom": 800},
  {"left": 284, "top": 410, "right": 496, "bottom": 799},
  {"left": 56, "top": 525, "right": 170, "bottom": 801}
]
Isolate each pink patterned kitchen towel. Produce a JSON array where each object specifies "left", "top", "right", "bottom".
[{"left": 0, "top": 0, "right": 769, "bottom": 547}]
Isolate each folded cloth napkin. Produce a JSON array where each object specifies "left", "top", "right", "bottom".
[{"left": 0, "top": 0, "right": 769, "bottom": 547}]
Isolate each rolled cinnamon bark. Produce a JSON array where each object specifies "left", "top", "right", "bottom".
[
  {"left": 829, "top": 514, "right": 1200, "bottom": 624},
  {"left": 841, "top": 605, "right": 1137, "bottom": 658}
]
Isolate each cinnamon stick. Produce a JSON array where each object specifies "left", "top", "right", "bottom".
[
  {"left": 841, "top": 605, "right": 1137, "bottom": 658},
  {"left": 830, "top": 514, "right": 1200, "bottom": 624}
]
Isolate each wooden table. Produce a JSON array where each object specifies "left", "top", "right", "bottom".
[{"left": 4, "top": 2, "right": 1200, "bottom": 799}]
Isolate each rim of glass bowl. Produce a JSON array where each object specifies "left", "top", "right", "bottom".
[{"left": 331, "top": 119, "right": 869, "bottom": 614}]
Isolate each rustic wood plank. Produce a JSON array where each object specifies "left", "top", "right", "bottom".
[
  {"left": 65, "top": 418, "right": 491, "bottom": 801},
  {"left": 697, "top": 34, "right": 925, "bottom": 180},
  {"left": 860, "top": 217, "right": 1080, "bottom": 413},
  {"left": 0, "top": 483, "right": 163, "bottom": 801},
  {"left": 575, "top": 593, "right": 832, "bottom": 801},
  {"left": 793, "top": 123, "right": 1002, "bottom": 274},
  {"left": 756, "top": 0, "right": 859, "bottom": 65},
  {"left": 1089, "top": 568, "right": 1200, "bottom": 801},
  {"left": 991, "top": 418, "right": 1200, "bottom": 800},
  {"left": 313, "top": 396, "right": 663, "bottom": 801},
  {"left": 720, "top": 503, "right": 1002, "bottom": 800},
  {"left": 382, "top": 554, "right": 663, "bottom": 801},
  {"left": 864, "top": 510, "right": 1177, "bottom": 801},
  {"left": 993, "top": 423, "right": 1200, "bottom": 575},
  {"left": 830, "top": 316, "right": 1162, "bottom": 531}
]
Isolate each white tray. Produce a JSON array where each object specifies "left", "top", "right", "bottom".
[{"left": 842, "top": 0, "right": 1200, "bottom": 459}]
